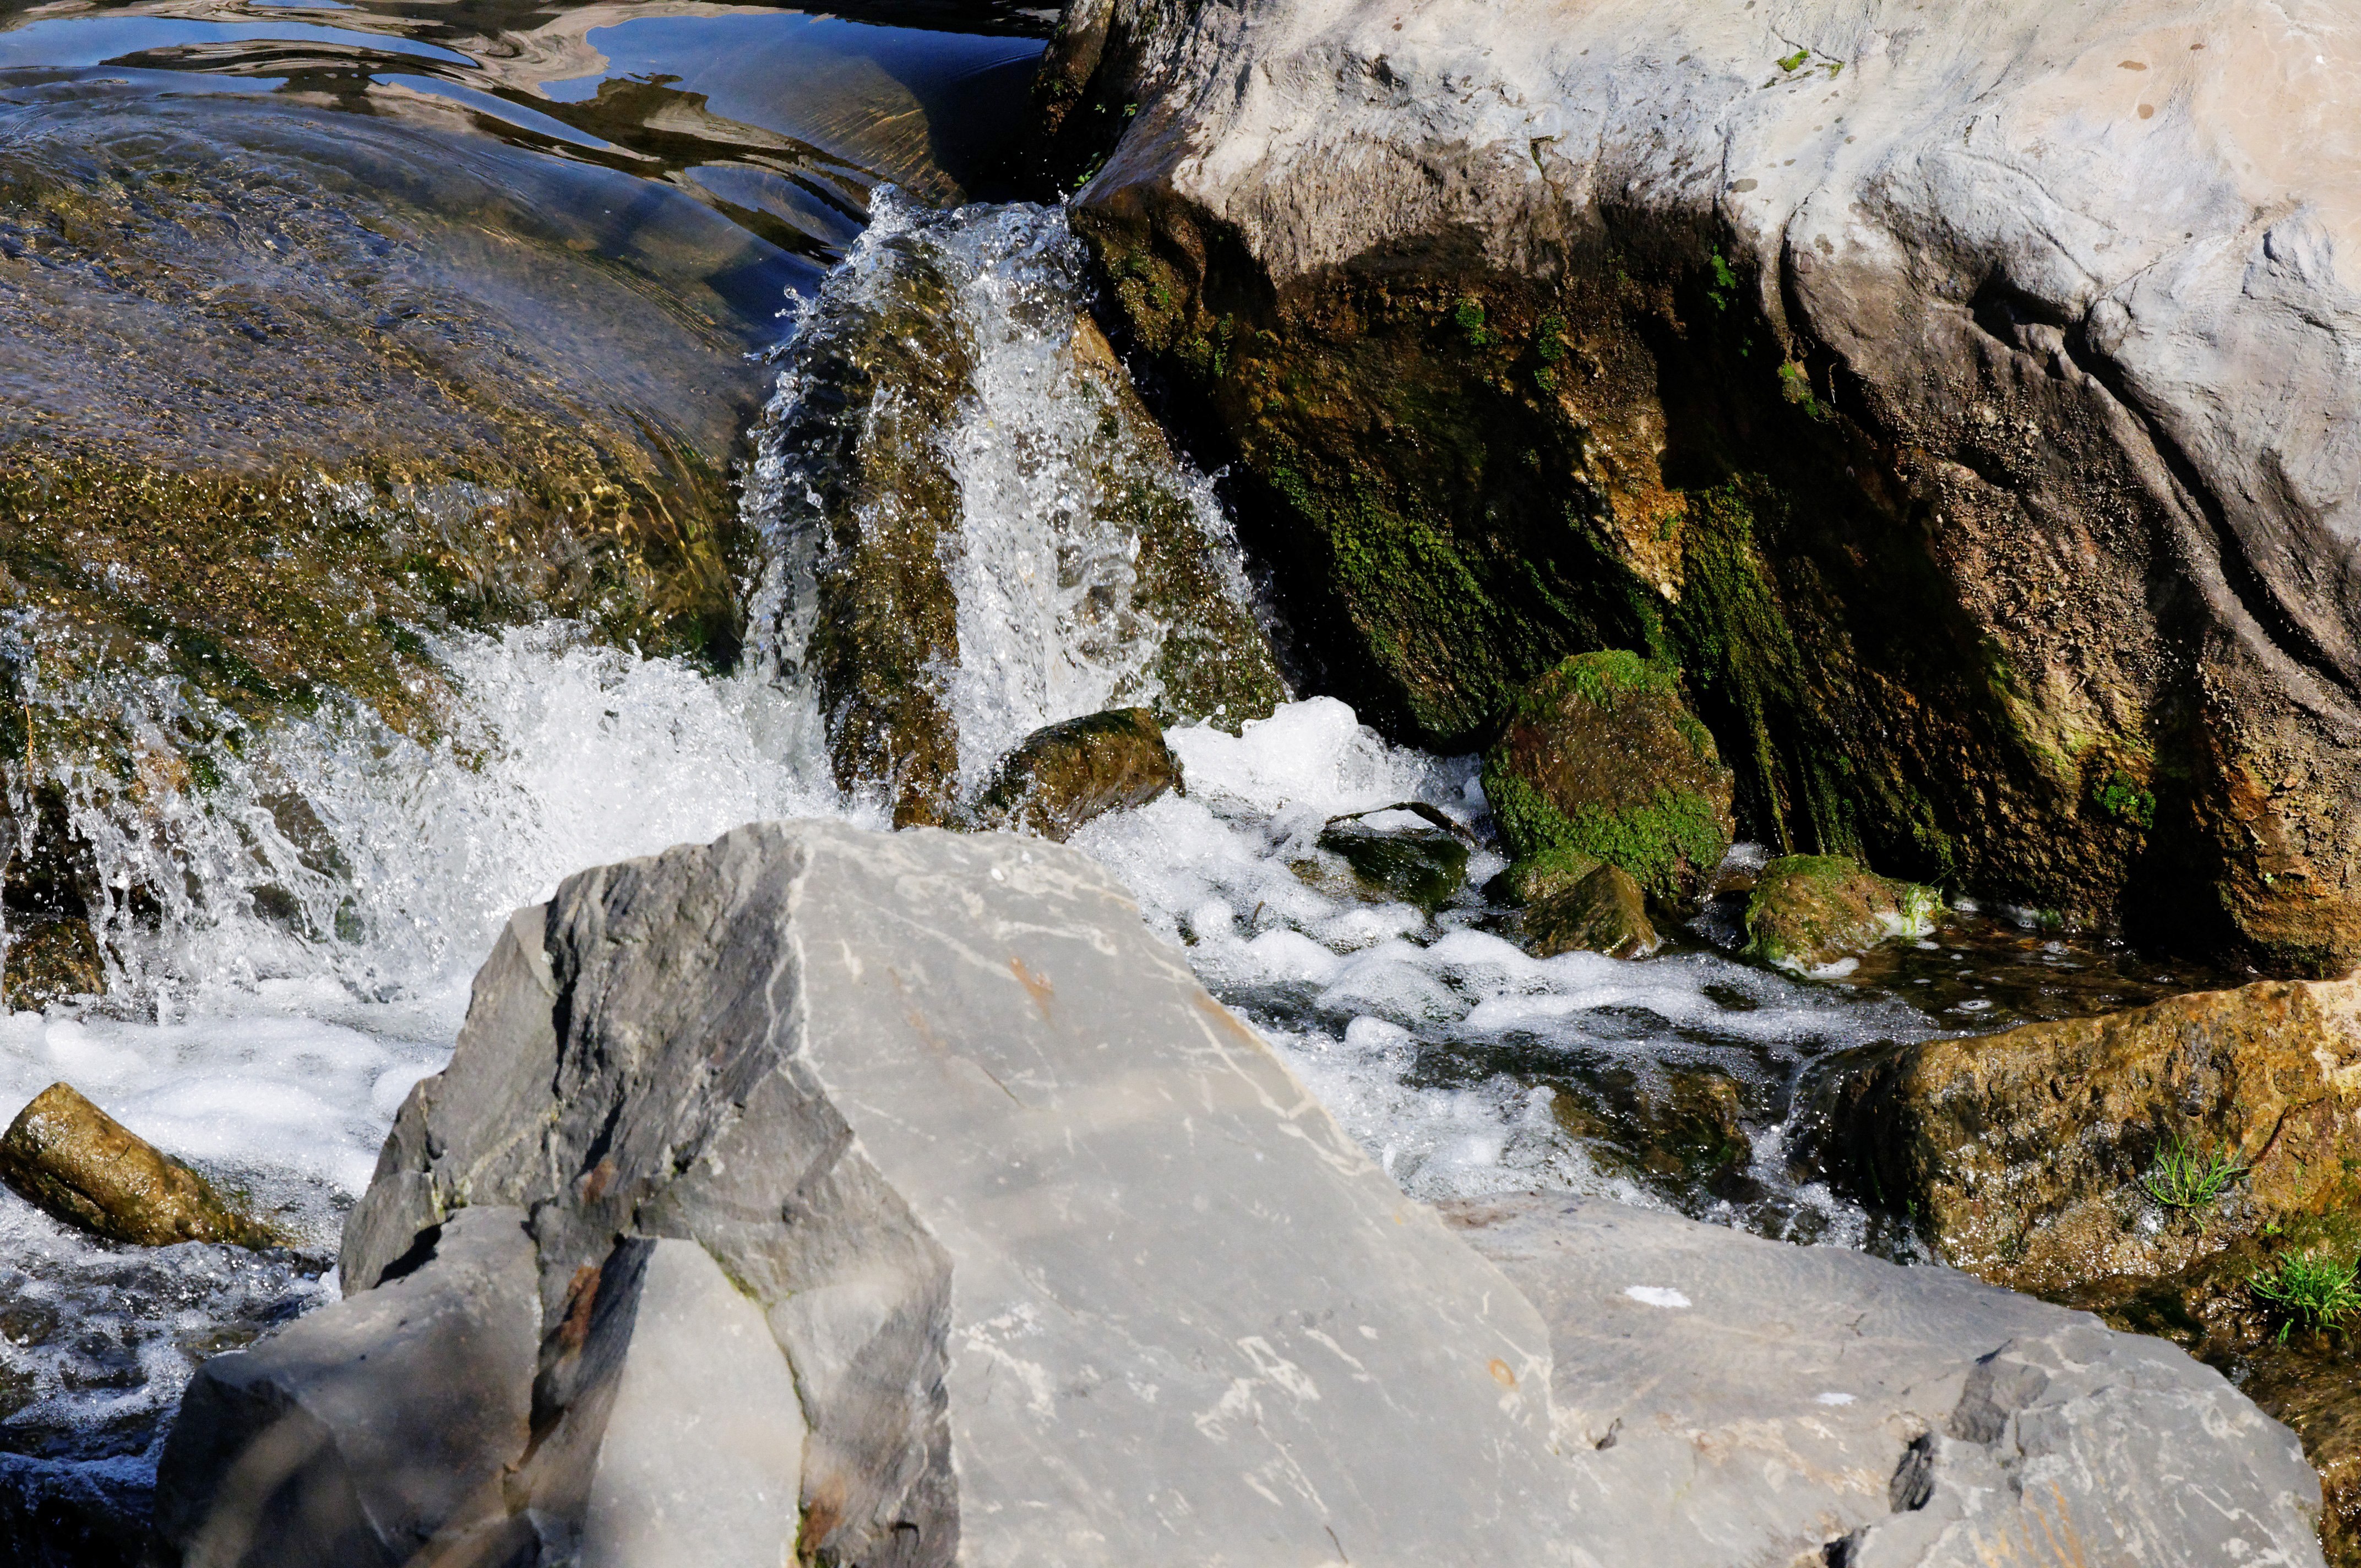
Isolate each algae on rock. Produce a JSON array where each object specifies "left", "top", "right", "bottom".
[{"left": 1744, "top": 854, "right": 1938, "bottom": 976}]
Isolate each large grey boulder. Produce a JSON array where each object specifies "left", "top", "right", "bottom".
[
  {"left": 1042, "top": 0, "right": 2361, "bottom": 971},
  {"left": 1445, "top": 1193, "right": 2327, "bottom": 1566},
  {"left": 165, "top": 821, "right": 1576, "bottom": 1566}
]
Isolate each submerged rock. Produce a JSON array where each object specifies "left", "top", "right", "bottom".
[
  {"left": 964, "top": 706, "right": 1179, "bottom": 840},
  {"left": 1745, "top": 854, "right": 1938, "bottom": 975},
  {"left": 1482, "top": 651, "right": 1734, "bottom": 913},
  {"left": 1315, "top": 801, "right": 1473, "bottom": 912},
  {"left": 1547, "top": 1068, "right": 1745, "bottom": 1195},
  {"left": 1824, "top": 978, "right": 2361, "bottom": 1297},
  {"left": 0, "top": 1083, "right": 279, "bottom": 1251},
  {"left": 1047, "top": 0, "right": 2361, "bottom": 973},
  {"left": 1525, "top": 862, "right": 1659, "bottom": 959},
  {"left": 179, "top": 823, "right": 1574, "bottom": 1565},
  {"left": 1445, "top": 1193, "right": 2326, "bottom": 1567}
]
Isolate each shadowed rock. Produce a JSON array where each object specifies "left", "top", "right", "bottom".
[
  {"left": 0, "top": 1083, "right": 279, "bottom": 1250},
  {"left": 964, "top": 706, "right": 1179, "bottom": 840},
  {"left": 1316, "top": 801, "right": 1472, "bottom": 912}
]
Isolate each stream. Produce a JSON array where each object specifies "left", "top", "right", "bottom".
[{"left": 0, "top": 0, "right": 2234, "bottom": 1548}]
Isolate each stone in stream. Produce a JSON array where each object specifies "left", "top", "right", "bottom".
[
  {"left": 1443, "top": 1193, "right": 2326, "bottom": 1567},
  {"left": 0, "top": 1082, "right": 279, "bottom": 1250},
  {"left": 962, "top": 706, "right": 1180, "bottom": 840},
  {"left": 1524, "top": 861, "right": 1659, "bottom": 959},
  {"left": 1046, "top": 0, "right": 2361, "bottom": 975},
  {"left": 1315, "top": 801, "right": 1473, "bottom": 912},
  {"left": 1481, "top": 651, "right": 1735, "bottom": 914},
  {"left": 1744, "top": 854, "right": 1939, "bottom": 976},
  {"left": 165, "top": 821, "right": 1576, "bottom": 1566}
]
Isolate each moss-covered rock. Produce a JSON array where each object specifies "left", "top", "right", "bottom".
[
  {"left": 0, "top": 1082, "right": 282, "bottom": 1250},
  {"left": 1482, "top": 652, "right": 1734, "bottom": 913},
  {"left": 1525, "top": 863, "right": 1660, "bottom": 960},
  {"left": 966, "top": 707, "right": 1180, "bottom": 841},
  {"left": 1743, "top": 854, "right": 1937, "bottom": 975}
]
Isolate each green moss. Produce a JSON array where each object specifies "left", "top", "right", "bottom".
[
  {"left": 1453, "top": 297, "right": 1492, "bottom": 348},
  {"left": 2095, "top": 771, "right": 2156, "bottom": 831},
  {"left": 1485, "top": 767, "right": 1726, "bottom": 908}
]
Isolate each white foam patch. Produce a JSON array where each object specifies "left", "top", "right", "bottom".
[{"left": 1625, "top": 1286, "right": 1693, "bottom": 1309}]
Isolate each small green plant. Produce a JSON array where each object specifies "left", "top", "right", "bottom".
[
  {"left": 2139, "top": 1136, "right": 2246, "bottom": 1211},
  {"left": 1777, "top": 361, "right": 1831, "bottom": 420},
  {"left": 1777, "top": 48, "right": 1809, "bottom": 72},
  {"left": 1706, "top": 251, "right": 1737, "bottom": 311},
  {"left": 1453, "top": 297, "right": 1493, "bottom": 348},
  {"left": 2092, "top": 770, "right": 2155, "bottom": 831},
  {"left": 2251, "top": 1250, "right": 2361, "bottom": 1342}
]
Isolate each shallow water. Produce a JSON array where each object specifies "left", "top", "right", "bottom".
[{"left": 0, "top": 0, "right": 2228, "bottom": 1533}]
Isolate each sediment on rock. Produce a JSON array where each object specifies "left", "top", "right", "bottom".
[{"left": 1036, "top": 0, "right": 2361, "bottom": 973}]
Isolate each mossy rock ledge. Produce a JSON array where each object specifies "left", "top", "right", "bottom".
[
  {"left": 1482, "top": 652, "right": 1734, "bottom": 916},
  {"left": 1041, "top": 0, "right": 2361, "bottom": 974},
  {"left": 1743, "top": 854, "right": 1937, "bottom": 976},
  {"left": 1818, "top": 976, "right": 2361, "bottom": 1557}
]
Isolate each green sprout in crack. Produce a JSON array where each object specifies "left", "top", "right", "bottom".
[
  {"left": 2139, "top": 1136, "right": 2247, "bottom": 1211},
  {"left": 2251, "top": 1250, "right": 2361, "bottom": 1343},
  {"left": 1777, "top": 48, "right": 1809, "bottom": 72}
]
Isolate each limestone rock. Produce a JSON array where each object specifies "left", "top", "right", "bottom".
[
  {"left": 0, "top": 1083, "right": 279, "bottom": 1250},
  {"left": 320, "top": 821, "right": 1576, "bottom": 1565},
  {"left": 1525, "top": 862, "right": 1660, "bottom": 959},
  {"left": 155, "top": 1205, "right": 541, "bottom": 1568},
  {"left": 1745, "top": 854, "right": 1938, "bottom": 975},
  {"left": 1444, "top": 1193, "right": 2327, "bottom": 1568},
  {"left": 1047, "top": 0, "right": 2361, "bottom": 971},
  {"left": 1482, "top": 651, "right": 1734, "bottom": 913},
  {"left": 964, "top": 706, "right": 1179, "bottom": 840},
  {"left": 1823, "top": 977, "right": 2361, "bottom": 1296}
]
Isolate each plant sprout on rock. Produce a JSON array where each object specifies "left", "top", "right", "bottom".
[
  {"left": 2139, "top": 1136, "right": 2246, "bottom": 1211},
  {"left": 2250, "top": 1250, "right": 2361, "bottom": 1343}
]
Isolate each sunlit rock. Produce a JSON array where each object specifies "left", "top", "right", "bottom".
[
  {"left": 1524, "top": 861, "right": 1659, "bottom": 960},
  {"left": 964, "top": 706, "right": 1179, "bottom": 840},
  {"left": 1745, "top": 854, "right": 1937, "bottom": 976},
  {"left": 0, "top": 1084, "right": 279, "bottom": 1251}
]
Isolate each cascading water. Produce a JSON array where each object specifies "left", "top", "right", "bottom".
[{"left": 0, "top": 194, "right": 1966, "bottom": 1512}]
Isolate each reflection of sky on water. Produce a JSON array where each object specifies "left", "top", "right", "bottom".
[{"left": 0, "top": 15, "right": 470, "bottom": 68}]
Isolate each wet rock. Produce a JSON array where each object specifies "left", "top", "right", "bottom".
[
  {"left": 1745, "top": 855, "right": 1938, "bottom": 976},
  {"left": 1442, "top": 1193, "right": 2326, "bottom": 1567},
  {"left": 1525, "top": 862, "right": 1659, "bottom": 959},
  {"left": 1547, "top": 1068, "right": 1745, "bottom": 1194},
  {"left": 1051, "top": 0, "right": 2361, "bottom": 974},
  {"left": 751, "top": 203, "right": 1282, "bottom": 825},
  {"left": 964, "top": 706, "right": 1179, "bottom": 840},
  {"left": 309, "top": 822, "right": 1574, "bottom": 1564},
  {"left": 0, "top": 1084, "right": 278, "bottom": 1251},
  {"left": 1824, "top": 977, "right": 2361, "bottom": 1297},
  {"left": 1482, "top": 651, "right": 1734, "bottom": 913},
  {"left": 0, "top": 918, "right": 102, "bottom": 1011},
  {"left": 1316, "top": 801, "right": 1472, "bottom": 911},
  {"left": 155, "top": 1206, "right": 539, "bottom": 1568}
]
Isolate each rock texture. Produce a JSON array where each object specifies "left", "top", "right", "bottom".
[
  {"left": 1483, "top": 651, "right": 1736, "bottom": 913},
  {"left": 0, "top": 1083, "right": 278, "bottom": 1250},
  {"left": 1525, "top": 862, "right": 1660, "bottom": 959},
  {"left": 176, "top": 821, "right": 1578, "bottom": 1566},
  {"left": 964, "top": 706, "right": 1180, "bottom": 840},
  {"left": 1745, "top": 854, "right": 1938, "bottom": 975},
  {"left": 1825, "top": 977, "right": 2361, "bottom": 1295},
  {"left": 1445, "top": 1193, "right": 2327, "bottom": 1567},
  {"left": 1042, "top": 0, "right": 2361, "bottom": 971}
]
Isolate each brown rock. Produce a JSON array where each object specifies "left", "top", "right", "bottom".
[
  {"left": 1743, "top": 854, "right": 1937, "bottom": 974},
  {"left": 1480, "top": 652, "right": 1734, "bottom": 914},
  {"left": 1525, "top": 863, "right": 1660, "bottom": 959},
  {"left": 1828, "top": 977, "right": 2361, "bottom": 1295},
  {"left": 0, "top": 1082, "right": 279, "bottom": 1249},
  {"left": 965, "top": 707, "right": 1180, "bottom": 841}
]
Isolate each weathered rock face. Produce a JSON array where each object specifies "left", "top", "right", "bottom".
[
  {"left": 1823, "top": 977, "right": 2361, "bottom": 1297},
  {"left": 1525, "top": 862, "right": 1660, "bottom": 959},
  {"left": 748, "top": 199, "right": 1283, "bottom": 826},
  {"left": 1482, "top": 651, "right": 1734, "bottom": 912},
  {"left": 0, "top": 1083, "right": 279, "bottom": 1251},
  {"left": 173, "top": 822, "right": 1578, "bottom": 1566},
  {"left": 1747, "top": 854, "right": 1938, "bottom": 975},
  {"left": 964, "top": 706, "right": 1179, "bottom": 840},
  {"left": 1446, "top": 1193, "right": 2328, "bottom": 1567},
  {"left": 1042, "top": 0, "right": 2361, "bottom": 972}
]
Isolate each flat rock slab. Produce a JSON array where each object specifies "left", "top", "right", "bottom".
[{"left": 1445, "top": 1193, "right": 2327, "bottom": 1567}]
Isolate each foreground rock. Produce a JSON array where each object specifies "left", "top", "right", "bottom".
[
  {"left": 161, "top": 823, "right": 1573, "bottom": 1565},
  {"left": 1747, "top": 854, "right": 1938, "bottom": 975},
  {"left": 1825, "top": 977, "right": 2361, "bottom": 1296},
  {"left": 1482, "top": 651, "right": 1735, "bottom": 914},
  {"left": 0, "top": 1083, "right": 278, "bottom": 1250},
  {"left": 964, "top": 706, "right": 1179, "bottom": 839},
  {"left": 1045, "top": 0, "right": 2361, "bottom": 971},
  {"left": 1446, "top": 1194, "right": 2326, "bottom": 1566}
]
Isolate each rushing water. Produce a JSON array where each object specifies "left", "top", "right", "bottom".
[{"left": 0, "top": 0, "right": 2231, "bottom": 1538}]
